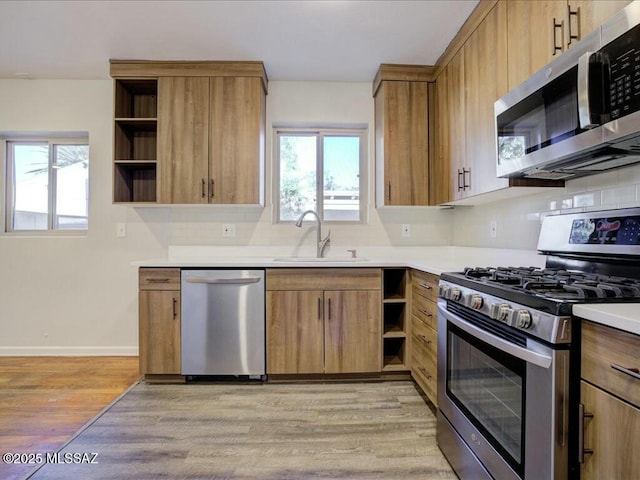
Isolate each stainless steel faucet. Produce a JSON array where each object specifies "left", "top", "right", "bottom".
[{"left": 295, "top": 210, "right": 330, "bottom": 258}]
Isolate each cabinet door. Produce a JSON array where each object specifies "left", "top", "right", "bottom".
[
  {"left": 581, "top": 381, "right": 640, "bottom": 479},
  {"left": 209, "top": 76, "right": 264, "bottom": 204},
  {"left": 157, "top": 77, "right": 210, "bottom": 204},
  {"left": 431, "top": 74, "right": 450, "bottom": 205},
  {"left": 138, "top": 290, "right": 181, "bottom": 374},
  {"left": 464, "top": 0, "right": 509, "bottom": 197},
  {"left": 324, "top": 290, "right": 381, "bottom": 374},
  {"left": 266, "top": 290, "right": 324, "bottom": 374},
  {"left": 506, "top": 0, "right": 567, "bottom": 90},
  {"left": 568, "top": 1, "right": 631, "bottom": 48},
  {"left": 376, "top": 81, "right": 429, "bottom": 206},
  {"left": 446, "top": 49, "right": 466, "bottom": 201}
]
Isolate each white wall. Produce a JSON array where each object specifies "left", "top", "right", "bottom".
[
  {"left": 0, "top": 79, "right": 451, "bottom": 354},
  {"left": 452, "top": 165, "right": 640, "bottom": 249},
  {"left": 0, "top": 80, "right": 167, "bottom": 355}
]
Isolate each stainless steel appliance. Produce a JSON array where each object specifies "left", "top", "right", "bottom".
[
  {"left": 495, "top": 2, "right": 640, "bottom": 180},
  {"left": 181, "top": 269, "right": 265, "bottom": 378},
  {"left": 437, "top": 207, "right": 640, "bottom": 480}
]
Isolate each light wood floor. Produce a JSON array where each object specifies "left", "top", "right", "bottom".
[
  {"left": 0, "top": 356, "right": 140, "bottom": 480},
  {"left": 30, "top": 381, "right": 456, "bottom": 479}
]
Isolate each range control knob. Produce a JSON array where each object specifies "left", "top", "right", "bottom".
[
  {"left": 495, "top": 303, "right": 512, "bottom": 323},
  {"left": 515, "top": 310, "right": 532, "bottom": 329},
  {"left": 468, "top": 294, "right": 484, "bottom": 310},
  {"left": 450, "top": 287, "right": 463, "bottom": 302},
  {"left": 438, "top": 284, "right": 450, "bottom": 299}
]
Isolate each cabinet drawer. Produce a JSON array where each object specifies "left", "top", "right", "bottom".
[
  {"left": 412, "top": 270, "right": 438, "bottom": 302},
  {"left": 139, "top": 268, "right": 181, "bottom": 290},
  {"left": 266, "top": 268, "right": 381, "bottom": 291},
  {"left": 411, "top": 317, "right": 437, "bottom": 366},
  {"left": 582, "top": 321, "right": 640, "bottom": 407},
  {"left": 411, "top": 347, "right": 437, "bottom": 406},
  {"left": 412, "top": 293, "right": 437, "bottom": 330}
]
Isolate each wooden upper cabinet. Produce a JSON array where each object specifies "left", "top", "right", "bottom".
[
  {"left": 568, "top": 1, "right": 631, "bottom": 48},
  {"left": 110, "top": 61, "right": 267, "bottom": 205},
  {"left": 373, "top": 65, "right": 433, "bottom": 206},
  {"left": 431, "top": 74, "right": 451, "bottom": 205},
  {"left": 445, "top": 49, "right": 466, "bottom": 201},
  {"left": 158, "top": 77, "right": 210, "bottom": 204},
  {"left": 506, "top": 0, "right": 566, "bottom": 89},
  {"left": 464, "top": 0, "right": 509, "bottom": 197},
  {"left": 506, "top": 0, "right": 631, "bottom": 90},
  {"left": 209, "top": 77, "right": 264, "bottom": 204}
]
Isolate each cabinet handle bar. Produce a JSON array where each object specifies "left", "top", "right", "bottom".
[{"left": 611, "top": 363, "right": 640, "bottom": 380}]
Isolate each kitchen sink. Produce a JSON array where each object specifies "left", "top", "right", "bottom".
[{"left": 272, "top": 257, "right": 370, "bottom": 263}]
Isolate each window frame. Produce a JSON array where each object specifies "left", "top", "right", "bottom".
[
  {"left": 3, "top": 136, "right": 89, "bottom": 235},
  {"left": 273, "top": 127, "right": 367, "bottom": 224}
]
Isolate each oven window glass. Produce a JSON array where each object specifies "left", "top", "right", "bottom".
[
  {"left": 497, "top": 66, "right": 582, "bottom": 167},
  {"left": 447, "top": 323, "right": 526, "bottom": 476}
]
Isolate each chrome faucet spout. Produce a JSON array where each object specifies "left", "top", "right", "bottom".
[{"left": 295, "top": 210, "right": 329, "bottom": 258}]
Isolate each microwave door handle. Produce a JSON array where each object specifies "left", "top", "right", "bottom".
[
  {"left": 438, "top": 302, "right": 552, "bottom": 369},
  {"left": 578, "top": 51, "right": 598, "bottom": 129}
]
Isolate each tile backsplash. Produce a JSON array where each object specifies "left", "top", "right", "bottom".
[{"left": 452, "top": 163, "right": 640, "bottom": 250}]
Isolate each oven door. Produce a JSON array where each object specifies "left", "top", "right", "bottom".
[{"left": 437, "top": 300, "right": 570, "bottom": 480}]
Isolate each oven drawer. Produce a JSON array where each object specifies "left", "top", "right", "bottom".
[
  {"left": 139, "top": 268, "right": 181, "bottom": 290},
  {"left": 412, "top": 270, "right": 438, "bottom": 302},
  {"left": 412, "top": 293, "right": 437, "bottom": 330},
  {"left": 582, "top": 321, "right": 640, "bottom": 407}
]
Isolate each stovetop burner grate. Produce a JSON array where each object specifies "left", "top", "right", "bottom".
[{"left": 461, "top": 266, "right": 640, "bottom": 301}]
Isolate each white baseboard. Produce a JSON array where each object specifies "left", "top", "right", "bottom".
[{"left": 0, "top": 346, "right": 138, "bottom": 356}]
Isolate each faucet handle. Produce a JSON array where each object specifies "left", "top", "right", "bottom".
[{"left": 347, "top": 249, "right": 357, "bottom": 258}]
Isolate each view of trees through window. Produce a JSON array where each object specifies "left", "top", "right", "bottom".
[
  {"left": 278, "top": 131, "right": 362, "bottom": 222},
  {"left": 7, "top": 141, "right": 89, "bottom": 231}
]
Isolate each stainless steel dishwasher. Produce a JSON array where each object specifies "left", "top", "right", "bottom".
[{"left": 181, "top": 269, "right": 265, "bottom": 378}]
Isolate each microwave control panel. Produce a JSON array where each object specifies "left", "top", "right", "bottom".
[{"left": 606, "top": 23, "right": 640, "bottom": 120}]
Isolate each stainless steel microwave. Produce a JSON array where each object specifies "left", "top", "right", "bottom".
[{"left": 495, "top": 2, "right": 640, "bottom": 180}]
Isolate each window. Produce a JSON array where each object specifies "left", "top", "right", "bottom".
[
  {"left": 276, "top": 128, "right": 366, "bottom": 222},
  {"left": 5, "top": 137, "right": 89, "bottom": 232}
]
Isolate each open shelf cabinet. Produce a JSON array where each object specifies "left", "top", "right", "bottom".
[
  {"left": 382, "top": 268, "right": 409, "bottom": 371},
  {"left": 113, "top": 78, "right": 158, "bottom": 203}
]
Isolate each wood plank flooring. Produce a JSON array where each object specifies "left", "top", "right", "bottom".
[
  {"left": 0, "top": 356, "right": 140, "bottom": 480},
  {"left": 29, "top": 381, "right": 456, "bottom": 479}
]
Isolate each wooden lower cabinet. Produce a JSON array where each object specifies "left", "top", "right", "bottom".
[
  {"left": 580, "top": 320, "right": 640, "bottom": 479},
  {"left": 410, "top": 269, "right": 439, "bottom": 405},
  {"left": 138, "top": 268, "right": 181, "bottom": 376},
  {"left": 580, "top": 381, "right": 640, "bottom": 479},
  {"left": 266, "top": 268, "right": 382, "bottom": 375},
  {"left": 138, "top": 289, "right": 181, "bottom": 375},
  {"left": 266, "top": 290, "right": 324, "bottom": 374}
]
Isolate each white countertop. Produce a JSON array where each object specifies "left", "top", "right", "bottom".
[
  {"left": 133, "top": 245, "right": 546, "bottom": 276},
  {"left": 134, "top": 245, "right": 640, "bottom": 336},
  {"left": 573, "top": 304, "right": 640, "bottom": 336}
]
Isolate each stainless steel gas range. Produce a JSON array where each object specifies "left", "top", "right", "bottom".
[{"left": 436, "top": 207, "right": 640, "bottom": 480}]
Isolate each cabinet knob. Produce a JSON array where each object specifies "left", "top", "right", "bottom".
[
  {"left": 552, "top": 18, "right": 564, "bottom": 55},
  {"left": 209, "top": 179, "right": 214, "bottom": 199},
  {"left": 201, "top": 179, "right": 206, "bottom": 198}
]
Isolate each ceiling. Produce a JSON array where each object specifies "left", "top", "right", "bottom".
[{"left": 0, "top": 0, "right": 478, "bottom": 82}]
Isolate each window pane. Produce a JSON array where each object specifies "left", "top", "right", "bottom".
[
  {"left": 54, "top": 145, "right": 89, "bottom": 230},
  {"left": 279, "top": 135, "right": 317, "bottom": 221},
  {"left": 12, "top": 144, "right": 49, "bottom": 230},
  {"left": 323, "top": 136, "right": 360, "bottom": 221}
]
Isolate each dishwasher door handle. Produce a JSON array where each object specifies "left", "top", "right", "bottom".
[{"left": 184, "top": 276, "right": 262, "bottom": 285}]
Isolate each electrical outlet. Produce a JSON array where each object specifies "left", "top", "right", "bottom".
[
  {"left": 401, "top": 224, "right": 411, "bottom": 237},
  {"left": 222, "top": 224, "right": 236, "bottom": 238},
  {"left": 116, "top": 223, "right": 126, "bottom": 237},
  {"left": 490, "top": 220, "right": 498, "bottom": 239}
]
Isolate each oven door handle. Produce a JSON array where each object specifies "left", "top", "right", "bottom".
[{"left": 439, "top": 303, "right": 553, "bottom": 369}]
